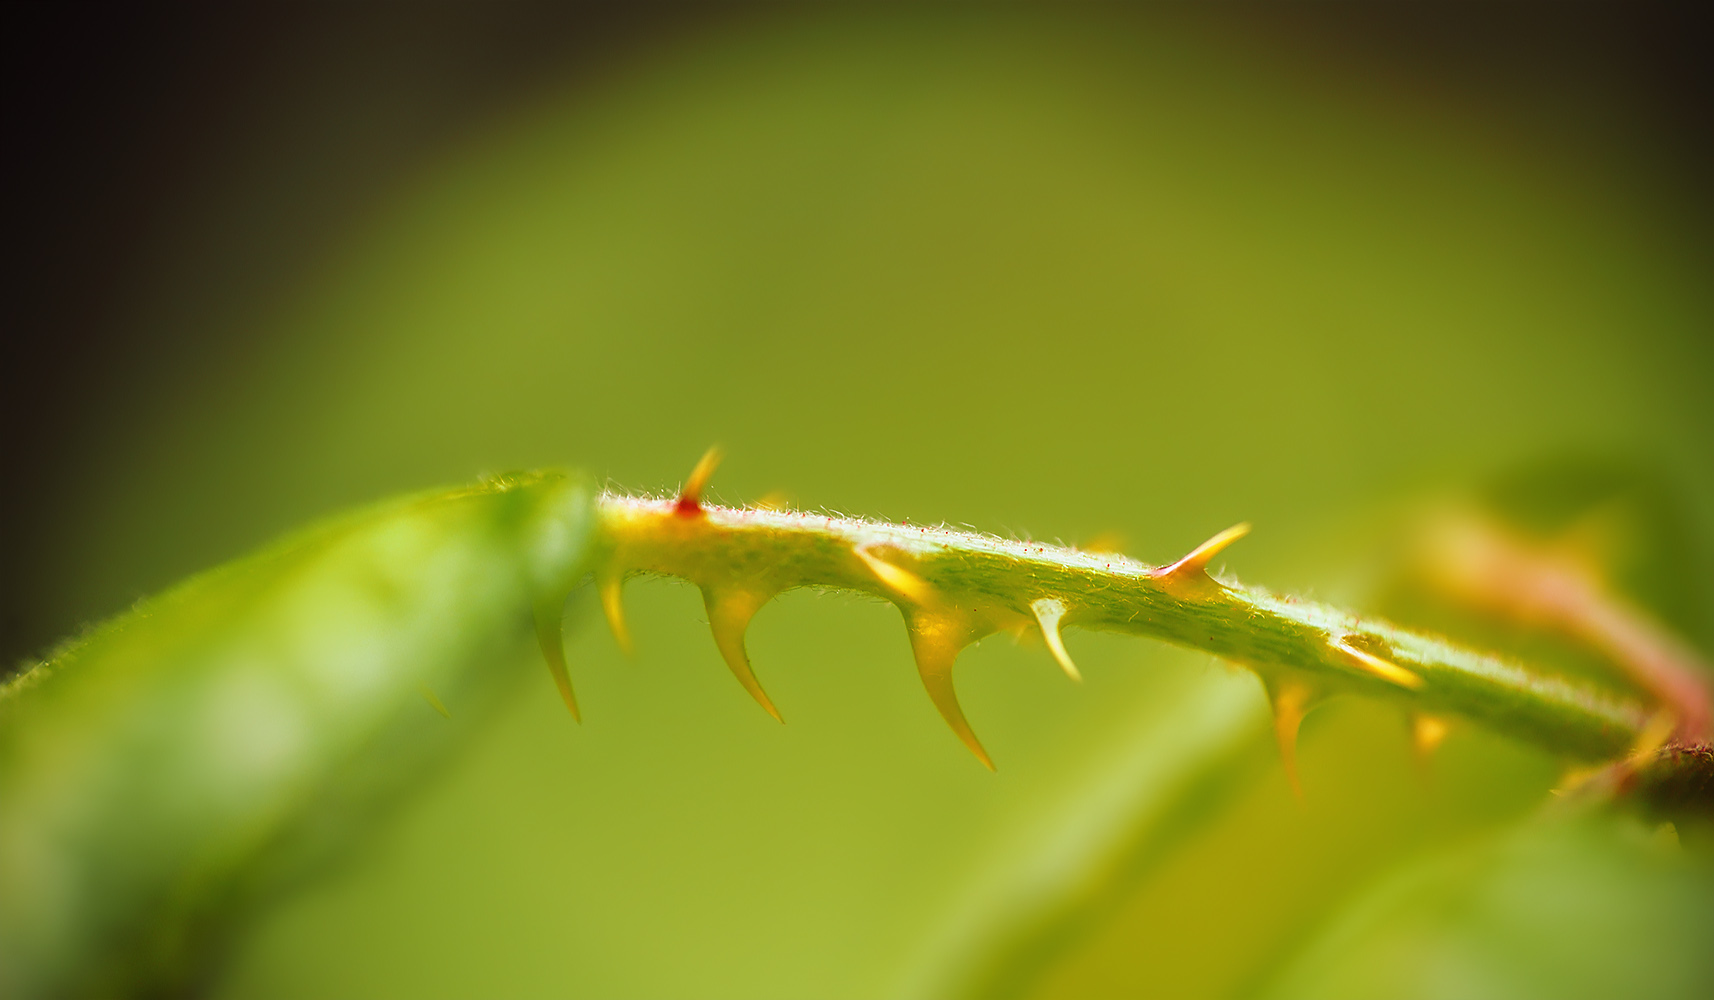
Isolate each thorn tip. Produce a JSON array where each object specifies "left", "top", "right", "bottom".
[
  {"left": 600, "top": 572, "right": 634, "bottom": 658},
  {"left": 703, "top": 586, "right": 784, "bottom": 722},
  {"left": 905, "top": 608, "right": 996, "bottom": 769},
  {"left": 533, "top": 597, "right": 581, "bottom": 723},
  {"left": 1269, "top": 679, "right": 1313, "bottom": 800},
  {"left": 676, "top": 446, "right": 723, "bottom": 516},
  {"left": 1153, "top": 522, "right": 1251, "bottom": 594},
  {"left": 1030, "top": 598, "right": 1081, "bottom": 682},
  {"left": 1331, "top": 634, "right": 1422, "bottom": 689}
]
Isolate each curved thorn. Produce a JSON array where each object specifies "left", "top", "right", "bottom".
[
  {"left": 533, "top": 596, "right": 581, "bottom": 722},
  {"left": 1030, "top": 598, "right": 1081, "bottom": 682},
  {"left": 905, "top": 609, "right": 995, "bottom": 769},
  {"left": 1269, "top": 679, "right": 1313, "bottom": 800},
  {"left": 599, "top": 571, "right": 634, "bottom": 658},
  {"left": 1156, "top": 522, "right": 1251, "bottom": 581},
  {"left": 1331, "top": 634, "right": 1422, "bottom": 689},
  {"left": 854, "top": 545, "right": 935, "bottom": 605},
  {"left": 702, "top": 586, "right": 783, "bottom": 722},
  {"left": 675, "top": 445, "right": 723, "bottom": 516}
]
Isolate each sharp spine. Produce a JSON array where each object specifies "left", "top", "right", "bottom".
[
  {"left": 675, "top": 445, "right": 723, "bottom": 516},
  {"left": 533, "top": 596, "right": 581, "bottom": 722},
  {"left": 702, "top": 585, "right": 784, "bottom": 722},
  {"left": 1156, "top": 522, "right": 1250, "bottom": 579},
  {"left": 1268, "top": 678, "right": 1314, "bottom": 800},
  {"left": 854, "top": 544, "right": 936, "bottom": 605},
  {"left": 1152, "top": 522, "right": 1250, "bottom": 598},
  {"left": 903, "top": 608, "right": 996, "bottom": 770},
  {"left": 599, "top": 571, "right": 634, "bottom": 657},
  {"left": 1030, "top": 598, "right": 1081, "bottom": 682},
  {"left": 1330, "top": 633, "right": 1422, "bottom": 689}
]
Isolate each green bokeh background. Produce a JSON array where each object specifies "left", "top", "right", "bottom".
[{"left": 26, "top": 7, "right": 1711, "bottom": 997}]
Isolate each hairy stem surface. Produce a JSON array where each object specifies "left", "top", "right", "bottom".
[{"left": 587, "top": 491, "right": 1650, "bottom": 768}]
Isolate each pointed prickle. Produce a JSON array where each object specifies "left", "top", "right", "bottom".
[
  {"left": 1030, "top": 598, "right": 1081, "bottom": 682},
  {"left": 702, "top": 585, "right": 784, "bottom": 722},
  {"left": 904, "top": 607, "right": 997, "bottom": 769},
  {"left": 1331, "top": 633, "right": 1422, "bottom": 689},
  {"left": 1266, "top": 678, "right": 1315, "bottom": 800},
  {"left": 854, "top": 545, "right": 936, "bottom": 606},
  {"left": 599, "top": 570, "right": 635, "bottom": 658},
  {"left": 533, "top": 596, "right": 581, "bottom": 722},
  {"left": 1153, "top": 522, "right": 1250, "bottom": 596},
  {"left": 675, "top": 445, "right": 723, "bottom": 516}
]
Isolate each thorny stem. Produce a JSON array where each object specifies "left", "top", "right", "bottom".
[
  {"left": 1417, "top": 511, "right": 1713, "bottom": 743},
  {"left": 562, "top": 468, "right": 1667, "bottom": 771}
]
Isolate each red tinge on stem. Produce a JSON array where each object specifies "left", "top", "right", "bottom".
[{"left": 675, "top": 446, "right": 723, "bottom": 517}]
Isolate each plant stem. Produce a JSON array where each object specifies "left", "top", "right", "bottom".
[{"left": 594, "top": 494, "right": 1650, "bottom": 766}]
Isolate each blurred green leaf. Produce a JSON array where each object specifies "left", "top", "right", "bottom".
[{"left": 1257, "top": 811, "right": 1714, "bottom": 1000}]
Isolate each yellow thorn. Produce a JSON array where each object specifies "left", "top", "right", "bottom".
[
  {"left": 533, "top": 597, "right": 581, "bottom": 722},
  {"left": 1152, "top": 523, "right": 1250, "bottom": 599},
  {"left": 904, "top": 608, "right": 996, "bottom": 769},
  {"left": 1411, "top": 713, "right": 1450, "bottom": 759},
  {"left": 854, "top": 545, "right": 936, "bottom": 605},
  {"left": 1331, "top": 634, "right": 1423, "bottom": 689},
  {"left": 418, "top": 683, "right": 451, "bottom": 719},
  {"left": 1269, "top": 679, "right": 1314, "bottom": 800},
  {"left": 676, "top": 445, "right": 723, "bottom": 515},
  {"left": 702, "top": 586, "right": 784, "bottom": 722},
  {"left": 599, "top": 571, "right": 634, "bottom": 658},
  {"left": 1157, "top": 522, "right": 1251, "bottom": 580},
  {"left": 1030, "top": 598, "right": 1081, "bottom": 682}
]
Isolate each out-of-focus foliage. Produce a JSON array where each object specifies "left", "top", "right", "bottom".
[
  {"left": 1, "top": 473, "right": 597, "bottom": 998},
  {"left": 1262, "top": 813, "right": 1714, "bottom": 1000},
  {"left": 19, "top": 7, "right": 1710, "bottom": 998}
]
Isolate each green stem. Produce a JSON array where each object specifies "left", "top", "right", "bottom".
[{"left": 595, "top": 494, "right": 1648, "bottom": 765}]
